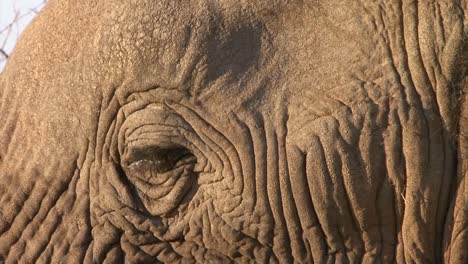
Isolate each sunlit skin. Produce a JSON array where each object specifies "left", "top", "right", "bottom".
[{"left": 0, "top": 0, "right": 465, "bottom": 263}]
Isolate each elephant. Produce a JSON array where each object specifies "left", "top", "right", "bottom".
[{"left": 0, "top": 0, "right": 466, "bottom": 262}]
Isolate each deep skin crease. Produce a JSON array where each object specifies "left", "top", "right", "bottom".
[{"left": 0, "top": 0, "right": 466, "bottom": 263}]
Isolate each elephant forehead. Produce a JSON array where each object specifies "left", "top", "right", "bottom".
[
  {"left": 10, "top": 0, "right": 389, "bottom": 118},
  {"left": 90, "top": 0, "right": 282, "bottom": 107},
  {"left": 89, "top": 0, "right": 383, "bottom": 106},
  {"left": 95, "top": 0, "right": 201, "bottom": 66}
]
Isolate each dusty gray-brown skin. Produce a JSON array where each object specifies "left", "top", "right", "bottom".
[{"left": 0, "top": 0, "right": 466, "bottom": 263}]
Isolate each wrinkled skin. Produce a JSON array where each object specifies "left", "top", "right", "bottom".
[{"left": 0, "top": 0, "right": 466, "bottom": 263}]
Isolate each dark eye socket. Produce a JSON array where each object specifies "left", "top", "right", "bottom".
[{"left": 124, "top": 146, "right": 192, "bottom": 173}]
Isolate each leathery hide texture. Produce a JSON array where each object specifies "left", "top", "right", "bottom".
[{"left": 0, "top": 0, "right": 466, "bottom": 263}]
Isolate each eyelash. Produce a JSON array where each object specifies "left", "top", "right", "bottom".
[{"left": 124, "top": 147, "right": 195, "bottom": 174}]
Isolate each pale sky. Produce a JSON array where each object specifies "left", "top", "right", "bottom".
[{"left": 0, "top": 0, "right": 45, "bottom": 72}]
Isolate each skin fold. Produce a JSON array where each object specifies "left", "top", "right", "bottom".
[{"left": 0, "top": 0, "right": 466, "bottom": 263}]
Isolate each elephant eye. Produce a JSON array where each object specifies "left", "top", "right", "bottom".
[{"left": 123, "top": 146, "right": 192, "bottom": 173}]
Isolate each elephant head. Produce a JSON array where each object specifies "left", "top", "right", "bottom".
[{"left": 0, "top": 0, "right": 466, "bottom": 262}]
